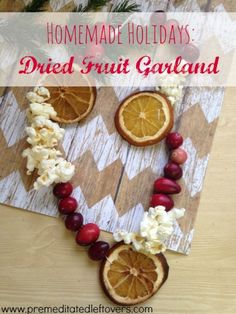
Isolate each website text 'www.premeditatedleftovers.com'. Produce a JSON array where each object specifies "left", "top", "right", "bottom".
[{"left": 0, "top": 304, "right": 154, "bottom": 314}]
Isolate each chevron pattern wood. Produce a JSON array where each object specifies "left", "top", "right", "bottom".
[
  {"left": 0, "top": 0, "right": 228, "bottom": 254},
  {"left": 0, "top": 84, "right": 224, "bottom": 254}
]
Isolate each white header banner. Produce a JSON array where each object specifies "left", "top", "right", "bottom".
[{"left": 0, "top": 12, "right": 236, "bottom": 87}]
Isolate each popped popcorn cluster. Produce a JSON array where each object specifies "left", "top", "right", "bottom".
[
  {"left": 22, "top": 87, "right": 75, "bottom": 190},
  {"left": 114, "top": 206, "right": 185, "bottom": 255},
  {"left": 159, "top": 75, "right": 185, "bottom": 105},
  {"left": 158, "top": 59, "right": 188, "bottom": 105}
]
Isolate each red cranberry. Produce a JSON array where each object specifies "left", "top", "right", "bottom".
[
  {"left": 65, "top": 213, "right": 83, "bottom": 231},
  {"left": 164, "top": 162, "right": 183, "bottom": 180},
  {"left": 76, "top": 223, "right": 100, "bottom": 246},
  {"left": 154, "top": 177, "right": 181, "bottom": 194},
  {"left": 88, "top": 241, "right": 110, "bottom": 261},
  {"left": 53, "top": 182, "right": 73, "bottom": 199},
  {"left": 58, "top": 197, "right": 77, "bottom": 215},
  {"left": 85, "top": 43, "right": 105, "bottom": 61},
  {"left": 150, "top": 194, "right": 174, "bottom": 211},
  {"left": 166, "top": 132, "right": 183, "bottom": 149},
  {"left": 170, "top": 148, "right": 188, "bottom": 164},
  {"left": 181, "top": 43, "right": 200, "bottom": 62},
  {"left": 150, "top": 10, "right": 167, "bottom": 26}
]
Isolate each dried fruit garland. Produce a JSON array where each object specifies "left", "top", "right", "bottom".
[
  {"left": 21, "top": 6, "right": 196, "bottom": 301},
  {"left": 22, "top": 83, "right": 188, "bottom": 305}
]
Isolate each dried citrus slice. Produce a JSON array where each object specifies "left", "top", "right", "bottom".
[
  {"left": 47, "top": 85, "right": 96, "bottom": 124},
  {"left": 100, "top": 243, "right": 169, "bottom": 305},
  {"left": 115, "top": 91, "right": 173, "bottom": 146},
  {"left": 41, "top": 66, "right": 96, "bottom": 124}
]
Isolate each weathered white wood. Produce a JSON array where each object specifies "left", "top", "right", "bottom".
[
  {"left": 181, "top": 88, "right": 225, "bottom": 123},
  {"left": 182, "top": 138, "right": 210, "bottom": 197},
  {"left": 0, "top": 91, "right": 27, "bottom": 146},
  {"left": 66, "top": 115, "right": 129, "bottom": 171}
]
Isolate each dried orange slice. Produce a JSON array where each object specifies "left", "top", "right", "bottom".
[
  {"left": 47, "top": 85, "right": 96, "bottom": 124},
  {"left": 100, "top": 243, "right": 169, "bottom": 305},
  {"left": 115, "top": 91, "right": 173, "bottom": 146},
  {"left": 41, "top": 66, "right": 96, "bottom": 124}
]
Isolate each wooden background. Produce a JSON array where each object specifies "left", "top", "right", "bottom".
[
  {"left": 0, "top": 86, "right": 235, "bottom": 313},
  {"left": 0, "top": 0, "right": 232, "bottom": 255}
]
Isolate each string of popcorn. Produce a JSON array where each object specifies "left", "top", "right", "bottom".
[{"left": 22, "top": 87, "right": 75, "bottom": 190}]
